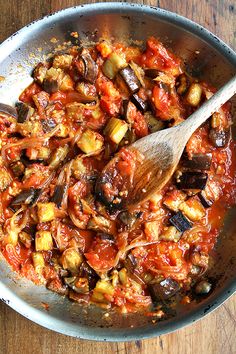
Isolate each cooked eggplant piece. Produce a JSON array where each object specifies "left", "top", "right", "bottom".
[
  {"left": 145, "top": 68, "right": 160, "bottom": 79},
  {"left": 179, "top": 197, "right": 205, "bottom": 221},
  {"left": 0, "top": 103, "right": 17, "bottom": 118},
  {"left": 41, "top": 118, "right": 57, "bottom": 133},
  {"left": 0, "top": 168, "right": 12, "bottom": 191},
  {"left": 159, "top": 226, "right": 182, "bottom": 242},
  {"left": 10, "top": 188, "right": 41, "bottom": 206},
  {"left": 169, "top": 211, "right": 192, "bottom": 232},
  {"left": 176, "top": 74, "right": 189, "bottom": 95},
  {"left": 16, "top": 102, "right": 34, "bottom": 123},
  {"left": 10, "top": 161, "right": 25, "bottom": 177},
  {"left": 77, "top": 48, "right": 98, "bottom": 84},
  {"left": 64, "top": 276, "right": 89, "bottom": 294},
  {"left": 198, "top": 190, "right": 214, "bottom": 208},
  {"left": 118, "top": 211, "right": 137, "bottom": 229},
  {"left": 148, "top": 277, "right": 180, "bottom": 303},
  {"left": 19, "top": 231, "right": 32, "bottom": 248},
  {"left": 131, "top": 93, "right": 148, "bottom": 113},
  {"left": 61, "top": 248, "right": 83, "bottom": 274},
  {"left": 42, "top": 68, "right": 62, "bottom": 93},
  {"left": 53, "top": 54, "right": 73, "bottom": 69},
  {"left": 75, "top": 82, "right": 97, "bottom": 103},
  {"left": 182, "top": 153, "right": 212, "bottom": 171},
  {"left": 79, "top": 261, "right": 99, "bottom": 290},
  {"left": 32, "top": 252, "right": 45, "bottom": 274},
  {"left": 37, "top": 202, "right": 55, "bottom": 223},
  {"left": 163, "top": 189, "right": 187, "bottom": 212},
  {"left": 49, "top": 145, "right": 69, "bottom": 168},
  {"left": 33, "top": 91, "right": 50, "bottom": 110},
  {"left": 177, "top": 172, "right": 208, "bottom": 190},
  {"left": 144, "top": 221, "right": 161, "bottom": 241},
  {"left": 195, "top": 280, "right": 212, "bottom": 295},
  {"left": 33, "top": 62, "right": 48, "bottom": 84},
  {"left": 124, "top": 253, "right": 137, "bottom": 271},
  {"left": 144, "top": 111, "right": 164, "bottom": 133},
  {"left": 87, "top": 215, "right": 113, "bottom": 234},
  {"left": 185, "top": 83, "right": 202, "bottom": 106},
  {"left": 51, "top": 184, "right": 67, "bottom": 208},
  {"left": 118, "top": 65, "right": 141, "bottom": 94},
  {"left": 77, "top": 129, "right": 104, "bottom": 154},
  {"left": 209, "top": 128, "right": 230, "bottom": 148},
  {"left": 35, "top": 230, "right": 53, "bottom": 251}
]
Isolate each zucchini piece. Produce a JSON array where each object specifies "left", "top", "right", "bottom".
[
  {"left": 49, "top": 145, "right": 69, "bottom": 168},
  {"left": 10, "top": 161, "right": 25, "bottom": 177},
  {"left": 37, "top": 202, "right": 55, "bottom": 223},
  {"left": 144, "top": 111, "right": 164, "bottom": 133},
  {"left": 104, "top": 117, "right": 128, "bottom": 144},
  {"left": 10, "top": 188, "right": 40, "bottom": 206},
  {"left": 64, "top": 276, "right": 89, "bottom": 294},
  {"left": 0, "top": 168, "right": 12, "bottom": 191},
  {"left": 19, "top": 231, "right": 32, "bottom": 248},
  {"left": 102, "top": 53, "right": 127, "bottom": 79},
  {"left": 33, "top": 62, "right": 48, "bottom": 85},
  {"left": 35, "top": 231, "right": 53, "bottom": 251},
  {"left": 169, "top": 211, "right": 192, "bottom": 232},
  {"left": 144, "top": 221, "right": 161, "bottom": 241},
  {"left": 77, "top": 129, "right": 104, "bottom": 154}
]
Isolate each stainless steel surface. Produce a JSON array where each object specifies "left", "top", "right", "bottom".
[{"left": 0, "top": 2, "right": 235, "bottom": 341}]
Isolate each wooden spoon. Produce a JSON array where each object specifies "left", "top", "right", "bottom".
[{"left": 96, "top": 75, "right": 236, "bottom": 209}]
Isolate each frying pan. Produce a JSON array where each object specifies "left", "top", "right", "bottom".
[{"left": 0, "top": 2, "right": 236, "bottom": 341}]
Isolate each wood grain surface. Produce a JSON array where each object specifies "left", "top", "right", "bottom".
[{"left": 0, "top": 1, "right": 235, "bottom": 353}]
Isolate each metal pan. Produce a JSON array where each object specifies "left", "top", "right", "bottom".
[{"left": 0, "top": 2, "right": 235, "bottom": 341}]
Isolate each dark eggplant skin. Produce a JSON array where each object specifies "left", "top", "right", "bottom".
[
  {"left": 10, "top": 188, "right": 42, "bottom": 206},
  {"left": 16, "top": 102, "right": 34, "bottom": 123},
  {"left": 182, "top": 153, "right": 212, "bottom": 171},
  {"left": 79, "top": 262, "right": 99, "bottom": 290},
  {"left": 0, "top": 103, "right": 17, "bottom": 118},
  {"left": 10, "top": 161, "right": 25, "bottom": 177},
  {"left": 131, "top": 93, "right": 148, "bottom": 113},
  {"left": 41, "top": 118, "right": 57, "bottom": 133},
  {"left": 148, "top": 278, "right": 180, "bottom": 303},
  {"left": 177, "top": 171, "right": 208, "bottom": 190},
  {"left": 209, "top": 128, "right": 230, "bottom": 148},
  {"left": 145, "top": 68, "right": 160, "bottom": 79},
  {"left": 51, "top": 184, "right": 67, "bottom": 208},
  {"left": 78, "top": 49, "right": 98, "bottom": 84},
  {"left": 198, "top": 191, "right": 214, "bottom": 208},
  {"left": 118, "top": 66, "right": 141, "bottom": 94},
  {"left": 42, "top": 78, "right": 59, "bottom": 94},
  {"left": 118, "top": 211, "right": 137, "bottom": 228},
  {"left": 169, "top": 211, "right": 192, "bottom": 232}
]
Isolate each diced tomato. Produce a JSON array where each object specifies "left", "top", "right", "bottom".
[
  {"left": 97, "top": 76, "right": 122, "bottom": 116},
  {"left": 1, "top": 244, "right": 32, "bottom": 272},
  {"left": 96, "top": 42, "right": 112, "bottom": 58},
  {"left": 68, "top": 180, "right": 89, "bottom": 202},
  {"left": 85, "top": 237, "right": 118, "bottom": 271},
  {"left": 140, "top": 37, "right": 181, "bottom": 75},
  {"left": 133, "top": 111, "right": 148, "bottom": 137},
  {"left": 19, "top": 83, "right": 41, "bottom": 104},
  {"left": 152, "top": 86, "right": 170, "bottom": 118}
]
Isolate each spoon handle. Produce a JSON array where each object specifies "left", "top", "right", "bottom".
[{"left": 181, "top": 74, "right": 236, "bottom": 136}]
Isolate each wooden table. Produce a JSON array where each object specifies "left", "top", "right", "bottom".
[{"left": 0, "top": 1, "right": 235, "bottom": 353}]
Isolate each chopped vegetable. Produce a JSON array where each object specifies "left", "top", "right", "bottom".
[
  {"left": 179, "top": 197, "right": 205, "bottom": 221},
  {"left": 76, "top": 48, "right": 98, "bottom": 84},
  {"left": 159, "top": 226, "right": 182, "bottom": 242},
  {"left": 0, "top": 168, "right": 12, "bottom": 191},
  {"left": 163, "top": 189, "right": 187, "bottom": 212},
  {"left": 169, "top": 211, "right": 192, "bottom": 232},
  {"left": 118, "top": 65, "right": 141, "bottom": 94},
  {"left": 53, "top": 54, "right": 73, "bottom": 69},
  {"left": 148, "top": 278, "right": 180, "bottom": 303},
  {"left": 37, "top": 202, "right": 55, "bottom": 223},
  {"left": 182, "top": 153, "right": 212, "bottom": 171},
  {"left": 144, "top": 221, "right": 161, "bottom": 241},
  {"left": 185, "top": 83, "right": 202, "bottom": 106},
  {"left": 195, "top": 280, "right": 212, "bottom": 294},
  {"left": 10, "top": 188, "right": 40, "bottom": 206},
  {"left": 32, "top": 252, "right": 45, "bottom": 274},
  {"left": 104, "top": 117, "right": 128, "bottom": 144},
  {"left": 131, "top": 93, "right": 148, "bottom": 113},
  {"left": 209, "top": 128, "right": 230, "bottom": 148},
  {"left": 94, "top": 280, "right": 114, "bottom": 296},
  {"left": 16, "top": 102, "right": 34, "bottom": 123},
  {"left": 51, "top": 184, "right": 67, "bottom": 208},
  {"left": 102, "top": 53, "right": 127, "bottom": 79},
  {"left": 49, "top": 145, "right": 69, "bottom": 168},
  {"left": 61, "top": 248, "right": 83, "bottom": 274},
  {"left": 144, "top": 111, "right": 164, "bottom": 133},
  {"left": 35, "top": 231, "right": 53, "bottom": 251},
  {"left": 77, "top": 129, "right": 104, "bottom": 154},
  {"left": 177, "top": 172, "right": 208, "bottom": 190}
]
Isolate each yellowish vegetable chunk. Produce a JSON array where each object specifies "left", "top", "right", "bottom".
[
  {"left": 77, "top": 129, "right": 104, "bottom": 154},
  {"left": 144, "top": 221, "right": 161, "bottom": 241},
  {"left": 102, "top": 53, "right": 127, "bottom": 79},
  {"left": 37, "top": 202, "right": 55, "bottom": 223},
  {"left": 104, "top": 117, "right": 128, "bottom": 144},
  {"left": 32, "top": 252, "right": 45, "bottom": 274},
  {"left": 179, "top": 197, "right": 205, "bottom": 221},
  {"left": 185, "top": 83, "right": 202, "bottom": 106},
  {"left": 61, "top": 248, "right": 83, "bottom": 274},
  {"left": 35, "top": 231, "right": 53, "bottom": 251},
  {"left": 95, "top": 280, "right": 115, "bottom": 296},
  {"left": 159, "top": 226, "right": 182, "bottom": 242}
]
